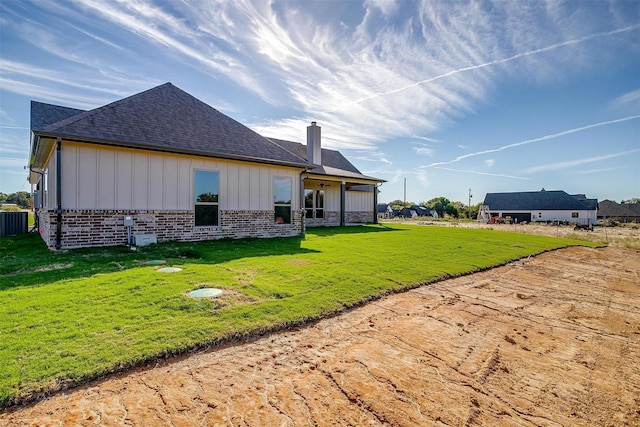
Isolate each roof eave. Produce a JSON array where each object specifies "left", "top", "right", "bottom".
[
  {"left": 29, "top": 133, "right": 57, "bottom": 173},
  {"left": 305, "top": 171, "right": 385, "bottom": 185}
]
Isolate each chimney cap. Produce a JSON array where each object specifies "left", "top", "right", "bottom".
[{"left": 311, "top": 121, "right": 317, "bottom": 126}]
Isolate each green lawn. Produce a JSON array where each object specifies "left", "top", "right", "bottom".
[{"left": 0, "top": 224, "right": 599, "bottom": 407}]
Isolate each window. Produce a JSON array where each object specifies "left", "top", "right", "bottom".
[
  {"left": 194, "top": 170, "right": 219, "bottom": 226},
  {"left": 571, "top": 212, "right": 578, "bottom": 218},
  {"left": 304, "top": 189, "right": 324, "bottom": 219},
  {"left": 43, "top": 170, "right": 48, "bottom": 207},
  {"left": 274, "top": 177, "right": 292, "bottom": 224}
]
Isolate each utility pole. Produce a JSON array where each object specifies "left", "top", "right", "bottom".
[
  {"left": 468, "top": 188, "right": 472, "bottom": 219},
  {"left": 403, "top": 177, "right": 407, "bottom": 219}
]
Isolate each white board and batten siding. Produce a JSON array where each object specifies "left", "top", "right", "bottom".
[
  {"left": 303, "top": 183, "right": 374, "bottom": 213},
  {"left": 57, "top": 141, "right": 300, "bottom": 211},
  {"left": 534, "top": 210, "right": 597, "bottom": 224},
  {"left": 345, "top": 190, "right": 373, "bottom": 213}
]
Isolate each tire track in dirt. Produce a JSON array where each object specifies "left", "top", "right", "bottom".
[{"left": 2, "top": 246, "right": 639, "bottom": 426}]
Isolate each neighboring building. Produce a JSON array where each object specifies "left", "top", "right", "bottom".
[
  {"left": 597, "top": 200, "right": 640, "bottom": 223},
  {"left": 377, "top": 204, "right": 393, "bottom": 219},
  {"left": 410, "top": 205, "right": 431, "bottom": 217},
  {"left": 395, "top": 205, "right": 432, "bottom": 219},
  {"left": 479, "top": 190, "right": 597, "bottom": 224},
  {"left": 28, "top": 83, "right": 384, "bottom": 249}
]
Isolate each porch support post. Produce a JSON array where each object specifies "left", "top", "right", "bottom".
[
  {"left": 373, "top": 184, "right": 378, "bottom": 224},
  {"left": 55, "top": 137, "right": 62, "bottom": 250},
  {"left": 340, "top": 181, "right": 346, "bottom": 226},
  {"left": 300, "top": 173, "right": 306, "bottom": 234}
]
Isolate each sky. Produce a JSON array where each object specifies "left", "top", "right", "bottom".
[{"left": 1, "top": 0, "right": 639, "bottom": 205}]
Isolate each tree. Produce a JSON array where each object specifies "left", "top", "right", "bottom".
[
  {"left": 622, "top": 198, "right": 640, "bottom": 204},
  {"left": 469, "top": 202, "right": 482, "bottom": 220},
  {"left": 0, "top": 193, "right": 7, "bottom": 204},
  {"left": 388, "top": 199, "right": 413, "bottom": 210},
  {"left": 422, "top": 197, "right": 458, "bottom": 218},
  {"left": 453, "top": 201, "right": 482, "bottom": 219},
  {"left": 6, "top": 191, "right": 31, "bottom": 209}
]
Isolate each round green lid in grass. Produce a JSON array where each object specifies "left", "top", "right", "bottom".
[
  {"left": 188, "top": 288, "right": 223, "bottom": 298},
  {"left": 156, "top": 267, "right": 182, "bottom": 273}
]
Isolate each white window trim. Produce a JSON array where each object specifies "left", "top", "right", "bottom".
[
  {"left": 304, "top": 188, "right": 324, "bottom": 219},
  {"left": 274, "top": 176, "right": 292, "bottom": 225},
  {"left": 193, "top": 169, "right": 220, "bottom": 227}
]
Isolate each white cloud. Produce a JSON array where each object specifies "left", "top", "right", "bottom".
[
  {"left": 577, "top": 166, "right": 626, "bottom": 174},
  {"left": 0, "top": 78, "right": 114, "bottom": 109},
  {"left": 484, "top": 159, "right": 494, "bottom": 167},
  {"left": 413, "top": 143, "right": 435, "bottom": 157},
  {"left": 0, "top": 141, "right": 28, "bottom": 156},
  {"left": 524, "top": 149, "right": 640, "bottom": 173},
  {"left": 413, "top": 135, "right": 443, "bottom": 143},
  {"left": 609, "top": 89, "right": 640, "bottom": 110},
  {"left": 0, "top": 59, "right": 129, "bottom": 98},
  {"left": 348, "top": 151, "right": 392, "bottom": 165},
  {"left": 3, "top": 0, "right": 638, "bottom": 156},
  {"left": 364, "top": 0, "right": 399, "bottom": 17},
  {"left": 160, "top": 1, "right": 639, "bottom": 151},
  {"left": 0, "top": 157, "right": 28, "bottom": 168},
  {"left": 425, "top": 115, "right": 640, "bottom": 168},
  {"left": 70, "top": 0, "right": 272, "bottom": 101}
]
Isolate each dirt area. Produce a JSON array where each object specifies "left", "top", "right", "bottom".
[
  {"left": 426, "top": 220, "right": 640, "bottom": 249},
  {"left": 2, "top": 246, "right": 639, "bottom": 426}
]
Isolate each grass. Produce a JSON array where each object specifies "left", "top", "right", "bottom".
[{"left": 0, "top": 224, "right": 599, "bottom": 407}]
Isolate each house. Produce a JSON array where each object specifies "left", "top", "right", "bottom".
[
  {"left": 377, "top": 204, "right": 393, "bottom": 219},
  {"left": 268, "top": 137, "right": 383, "bottom": 227},
  {"left": 410, "top": 205, "right": 432, "bottom": 217},
  {"left": 395, "top": 205, "right": 431, "bottom": 219},
  {"left": 597, "top": 200, "right": 640, "bottom": 223},
  {"left": 28, "top": 83, "right": 384, "bottom": 249},
  {"left": 479, "top": 190, "right": 597, "bottom": 224}
]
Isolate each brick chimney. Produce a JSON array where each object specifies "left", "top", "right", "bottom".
[{"left": 306, "top": 121, "right": 321, "bottom": 165}]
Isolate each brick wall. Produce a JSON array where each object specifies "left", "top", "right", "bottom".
[
  {"left": 37, "top": 209, "right": 54, "bottom": 247},
  {"left": 305, "top": 210, "right": 373, "bottom": 227},
  {"left": 36, "top": 209, "right": 305, "bottom": 249},
  {"left": 306, "top": 211, "right": 340, "bottom": 227},
  {"left": 346, "top": 211, "right": 373, "bottom": 224}
]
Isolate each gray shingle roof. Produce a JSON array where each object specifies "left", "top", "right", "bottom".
[
  {"left": 483, "top": 190, "right": 597, "bottom": 211},
  {"left": 268, "top": 138, "right": 384, "bottom": 182},
  {"left": 31, "top": 101, "right": 85, "bottom": 131},
  {"left": 33, "top": 83, "right": 308, "bottom": 167},
  {"left": 598, "top": 200, "right": 639, "bottom": 217},
  {"left": 377, "top": 204, "right": 390, "bottom": 213}
]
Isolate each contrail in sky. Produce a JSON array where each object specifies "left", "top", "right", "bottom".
[
  {"left": 423, "top": 115, "right": 640, "bottom": 168},
  {"left": 431, "top": 166, "right": 529, "bottom": 180},
  {"left": 524, "top": 149, "right": 640, "bottom": 173},
  {"left": 353, "top": 25, "right": 640, "bottom": 105}
]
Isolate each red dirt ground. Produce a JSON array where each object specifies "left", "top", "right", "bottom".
[{"left": 2, "top": 246, "right": 639, "bottom": 426}]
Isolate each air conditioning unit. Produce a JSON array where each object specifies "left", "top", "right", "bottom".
[
  {"left": 33, "top": 190, "right": 41, "bottom": 209},
  {"left": 133, "top": 234, "right": 157, "bottom": 246}
]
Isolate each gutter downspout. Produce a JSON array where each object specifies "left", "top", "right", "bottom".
[
  {"left": 55, "top": 137, "right": 62, "bottom": 250},
  {"left": 373, "top": 183, "right": 379, "bottom": 224}
]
